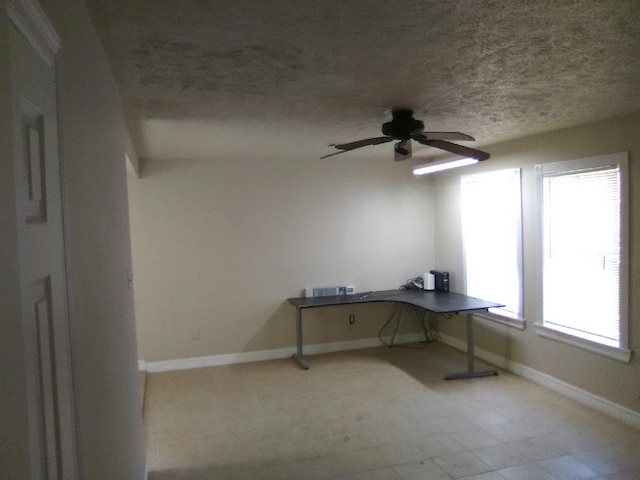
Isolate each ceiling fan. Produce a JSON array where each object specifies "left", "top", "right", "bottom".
[{"left": 321, "top": 109, "right": 490, "bottom": 162}]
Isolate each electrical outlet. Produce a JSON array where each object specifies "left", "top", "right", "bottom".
[{"left": 192, "top": 327, "right": 202, "bottom": 341}]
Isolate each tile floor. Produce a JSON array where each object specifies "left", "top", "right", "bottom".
[{"left": 144, "top": 343, "right": 640, "bottom": 479}]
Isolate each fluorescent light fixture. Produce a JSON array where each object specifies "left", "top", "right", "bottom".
[{"left": 413, "top": 157, "right": 479, "bottom": 176}]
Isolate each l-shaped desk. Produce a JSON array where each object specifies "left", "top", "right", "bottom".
[{"left": 287, "top": 289, "right": 503, "bottom": 380}]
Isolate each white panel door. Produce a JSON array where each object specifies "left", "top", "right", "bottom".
[{"left": 8, "top": 7, "right": 77, "bottom": 480}]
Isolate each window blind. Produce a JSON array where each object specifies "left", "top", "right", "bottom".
[
  {"left": 461, "top": 169, "right": 522, "bottom": 318},
  {"left": 542, "top": 166, "right": 621, "bottom": 346}
]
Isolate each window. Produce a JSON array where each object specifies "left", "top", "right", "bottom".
[
  {"left": 535, "top": 152, "right": 630, "bottom": 361},
  {"left": 461, "top": 168, "right": 523, "bottom": 324}
]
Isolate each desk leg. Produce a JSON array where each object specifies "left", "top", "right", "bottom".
[
  {"left": 445, "top": 313, "right": 498, "bottom": 380},
  {"left": 292, "top": 308, "right": 309, "bottom": 370}
]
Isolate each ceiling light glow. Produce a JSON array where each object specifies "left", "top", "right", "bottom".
[{"left": 413, "top": 157, "right": 479, "bottom": 176}]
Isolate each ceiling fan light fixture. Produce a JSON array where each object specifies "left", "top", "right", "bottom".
[
  {"left": 413, "top": 157, "right": 479, "bottom": 176},
  {"left": 394, "top": 139, "right": 411, "bottom": 156}
]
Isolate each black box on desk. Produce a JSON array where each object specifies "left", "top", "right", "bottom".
[{"left": 429, "top": 270, "right": 449, "bottom": 292}]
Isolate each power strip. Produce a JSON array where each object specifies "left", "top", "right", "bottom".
[{"left": 304, "top": 285, "right": 355, "bottom": 297}]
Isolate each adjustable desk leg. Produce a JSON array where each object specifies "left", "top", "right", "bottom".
[
  {"left": 292, "top": 307, "right": 309, "bottom": 370},
  {"left": 445, "top": 313, "right": 498, "bottom": 380}
]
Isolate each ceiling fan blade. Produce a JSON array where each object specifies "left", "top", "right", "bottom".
[
  {"left": 321, "top": 136, "right": 393, "bottom": 158},
  {"left": 419, "top": 139, "right": 491, "bottom": 161},
  {"left": 320, "top": 149, "right": 353, "bottom": 159},
  {"left": 414, "top": 132, "right": 475, "bottom": 141},
  {"left": 329, "top": 136, "right": 393, "bottom": 151}
]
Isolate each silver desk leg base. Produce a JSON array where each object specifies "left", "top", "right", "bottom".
[
  {"left": 445, "top": 369, "right": 498, "bottom": 380},
  {"left": 292, "top": 353, "right": 309, "bottom": 370},
  {"left": 444, "top": 312, "right": 498, "bottom": 380}
]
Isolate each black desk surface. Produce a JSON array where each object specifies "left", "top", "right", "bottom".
[{"left": 288, "top": 289, "right": 502, "bottom": 314}]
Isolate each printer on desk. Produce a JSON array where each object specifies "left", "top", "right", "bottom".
[{"left": 429, "top": 270, "right": 449, "bottom": 292}]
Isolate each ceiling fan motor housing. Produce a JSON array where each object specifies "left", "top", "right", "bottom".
[{"left": 382, "top": 109, "right": 425, "bottom": 139}]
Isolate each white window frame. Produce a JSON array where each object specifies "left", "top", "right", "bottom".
[
  {"left": 534, "top": 152, "right": 631, "bottom": 363},
  {"left": 461, "top": 168, "right": 524, "bottom": 329}
]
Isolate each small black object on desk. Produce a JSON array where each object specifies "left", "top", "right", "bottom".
[{"left": 287, "top": 289, "right": 503, "bottom": 380}]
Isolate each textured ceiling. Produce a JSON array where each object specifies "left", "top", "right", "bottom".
[{"left": 85, "top": 0, "right": 640, "bottom": 162}]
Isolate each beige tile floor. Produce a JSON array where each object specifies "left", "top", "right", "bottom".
[{"left": 144, "top": 343, "right": 640, "bottom": 480}]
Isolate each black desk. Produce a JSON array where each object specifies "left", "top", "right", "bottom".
[{"left": 287, "top": 289, "right": 503, "bottom": 379}]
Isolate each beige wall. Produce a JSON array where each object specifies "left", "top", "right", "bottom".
[
  {"left": 128, "top": 112, "right": 640, "bottom": 416},
  {"left": 129, "top": 156, "right": 435, "bottom": 361},
  {"left": 433, "top": 112, "right": 640, "bottom": 413}
]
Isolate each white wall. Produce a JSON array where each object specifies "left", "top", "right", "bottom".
[
  {"left": 0, "top": 3, "right": 31, "bottom": 475},
  {"left": 36, "top": 0, "right": 145, "bottom": 478},
  {"left": 2, "top": 1, "right": 145, "bottom": 476},
  {"left": 433, "top": 112, "right": 640, "bottom": 413},
  {"left": 129, "top": 155, "right": 436, "bottom": 362}
]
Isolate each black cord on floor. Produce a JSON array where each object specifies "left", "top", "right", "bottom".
[{"left": 378, "top": 305, "right": 440, "bottom": 349}]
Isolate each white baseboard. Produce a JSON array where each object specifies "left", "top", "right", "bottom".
[
  {"left": 437, "top": 332, "right": 509, "bottom": 370},
  {"left": 507, "top": 360, "right": 640, "bottom": 430},
  {"left": 141, "top": 333, "right": 424, "bottom": 373},
  {"left": 438, "top": 332, "right": 640, "bottom": 430}
]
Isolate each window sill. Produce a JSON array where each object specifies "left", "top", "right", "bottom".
[
  {"left": 474, "top": 311, "right": 525, "bottom": 330},
  {"left": 534, "top": 323, "right": 632, "bottom": 363}
]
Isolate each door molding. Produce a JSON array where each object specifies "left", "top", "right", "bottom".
[
  {"left": 8, "top": 2, "right": 78, "bottom": 479},
  {"left": 7, "top": 0, "right": 60, "bottom": 66}
]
